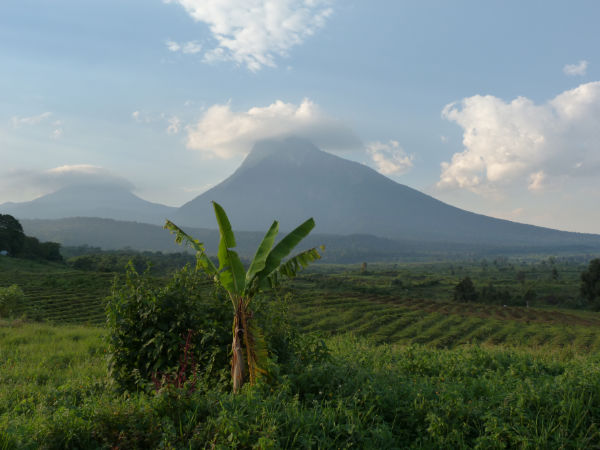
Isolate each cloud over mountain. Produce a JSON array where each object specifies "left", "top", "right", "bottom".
[
  {"left": 185, "top": 98, "right": 362, "bottom": 158},
  {"left": 163, "top": 0, "right": 333, "bottom": 71},
  {"left": 439, "top": 81, "right": 600, "bottom": 194},
  {"left": 1, "top": 165, "right": 134, "bottom": 201}
]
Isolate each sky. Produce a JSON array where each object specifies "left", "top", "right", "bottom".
[{"left": 1, "top": 0, "right": 599, "bottom": 233}]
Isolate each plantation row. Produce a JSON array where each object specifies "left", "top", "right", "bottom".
[
  {"left": 0, "top": 261, "right": 113, "bottom": 325},
  {"left": 289, "top": 288, "right": 600, "bottom": 352},
  {"left": 2, "top": 257, "right": 599, "bottom": 351}
]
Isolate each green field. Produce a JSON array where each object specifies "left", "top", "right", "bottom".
[
  {"left": 1, "top": 256, "right": 600, "bottom": 447},
  {"left": 0, "top": 257, "right": 112, "bottom": 325},
  {"left": 1, "top": 257, "right": 596, "bottom": 349}
]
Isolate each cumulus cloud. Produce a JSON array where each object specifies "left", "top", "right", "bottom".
[
  {"left": 563, "top": 60, "right": 588, "bottom": 76},
  {"left": 367, "top": 140, "right": 414, "bottom": 175},
  {"left": 185, "top": 98, "right": 362, "bottom": 158},
  {"left": 438, "top": 81, "right": 600, "bottom": 194},
  {"left": 165, "top": 39, "right": 202, "bottom": 54},
  {"left": 163, "top": 0, "right": 333, "bottom": 71}
]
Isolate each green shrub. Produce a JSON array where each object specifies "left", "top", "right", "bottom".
[
  {"left": 105, "top": 264, "right": 231, "bottom": 392},
  {"left": 0, "top": 284, "right": 25, "bottom": 318}
]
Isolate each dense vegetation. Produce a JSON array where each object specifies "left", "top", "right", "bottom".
[
  {"left": 2, "top": 253, "right": 600, "bottom": 447},
  {"left": 1, "top": 321, "right": 600, "bottom": 448}
]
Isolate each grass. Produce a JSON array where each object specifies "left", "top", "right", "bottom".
[{"left": 1, "top": 321, "right": 600, "bottom": 448}]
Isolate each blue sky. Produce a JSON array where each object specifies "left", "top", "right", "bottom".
[{"left": 1, "top": 0, "right": 599, "bottom": 232}]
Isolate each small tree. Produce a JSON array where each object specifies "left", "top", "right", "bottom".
[
  {"left": 454, "top": 276, "right": 478, "bottom": 303},
  {"left": 165, "top": 202, "right": 322, "bottom": 392},
  {"left": 0, "top": 214, "right": 25, "bottom": 256},
  {"left": 581, "top": 258, "right": 600, "bottom": 310}
]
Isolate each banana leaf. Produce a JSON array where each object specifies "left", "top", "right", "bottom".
[
  {"left": 212, "top": 202, "right": 246, "bottom": 296},
  {"left": 255, "top": 218, "right": 315, "bottom": 283},
  {"left": 163, "top": 220, "right": 218, "bottom": 277}
]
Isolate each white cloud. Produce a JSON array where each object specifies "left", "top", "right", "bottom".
[
  {"left": 163, "top": 0, "right": 333, "bottom": 71},
  {"left": 439, "top": 81, "right": 600, "bottom": 194},
  {"left": 563, "top": 60, "right": 588, "bottom": 76},
  {"left": 527, "top": 170, "right": 546, "bottom": 192},
  {"left": 366, "top": 140, "right": 414, "bottom": 175},
  {"left": 0, "top": 165, "right": 134, "bottom": 201},
  {"left": 132, "top": 110, "right": 182, "bottom": 135},
  {"left": 165, "top": 40, "right": 202, "bottom": 54},
  {"left": 11, "top": 112, "right": 52, "bottom": 127},
  {"left": 182, "top": 41, "right": 202, "bottom": 54},
  {"left": 167, "top": 116, "right": 181, "bottom": 134},
  {"left": 165, "top": 40, "right": 181, "bottom": 52},
  {"left": 185, "top": 98, "right": 362, "bottom": 158},
  {"left": 39, "top": 165, "right": 134, "bottom": 190}
]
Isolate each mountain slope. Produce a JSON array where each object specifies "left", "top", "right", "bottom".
[
  {"left": 173, "top": 137, "right": 600, "bottom": 247},
  {"left": 0, "top": 184, "right": 176, "bottom": 225}
]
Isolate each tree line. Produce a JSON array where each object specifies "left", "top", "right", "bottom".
[{"left": 0, "top": 214, "right": 62, "bottom": 261}]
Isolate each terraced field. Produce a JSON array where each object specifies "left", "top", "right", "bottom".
[
  {"left": 0, "top": 258, "right": 112, "bottom": 325},
  {"left": 288, "top": 276, "right": 600, "bottom": 353},
  {"left": 2, "top": 257, "right": 598, "bottom": 353}
]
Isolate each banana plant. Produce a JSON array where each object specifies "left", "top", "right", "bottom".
[{"left": 164, "top": 201, "right": 322, "bottom": 392}]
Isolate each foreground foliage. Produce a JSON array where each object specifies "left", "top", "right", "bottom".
[
  {"left": 1, "top": 322, "right": 599, "bottom": 448},
  {"left": 165, "top": 201, "right": 322, "bottom": 391},
  {"left": 105, "top": 265, "right": 231, "bottom": 392}
]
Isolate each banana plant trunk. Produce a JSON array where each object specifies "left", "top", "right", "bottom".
[{"left": 231, "top": 298, "right": 245, "bottom": 393}]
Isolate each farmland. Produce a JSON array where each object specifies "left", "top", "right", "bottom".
[
  {"left": 0, "top": 257, "right": 112, "bottom": 325},
  {"left": 1, "top": 254, "right": 600, "bottom": 447}
]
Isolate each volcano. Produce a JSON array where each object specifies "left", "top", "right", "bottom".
[{"left": 173, "top": 137, "right": 600, "bottom": 248}]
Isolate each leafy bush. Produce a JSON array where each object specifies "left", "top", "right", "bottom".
[
  {"left": 105, "top": 264, "right": 231, "bottom": 392},
  {"left": 0, "top": 284, "right": 25, "bottom": 318}
]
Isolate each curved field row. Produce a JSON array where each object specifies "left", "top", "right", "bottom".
[
  {"left": 290, "top": 283, "right": 600, "bottom": 353},
  {"left": 1, "top": 268, "right": 113, "bottom": 325}
]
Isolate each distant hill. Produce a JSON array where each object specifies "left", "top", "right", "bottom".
[
  {"left": 21, "top": 217, "right": 600, "bottom": 263},
  {"left": 0, "top": 184, "right": 176, "bottom": 225},
  {"left": 173, "top": 137, "right": 600, "bottom": 248},
  {"left": 20, "top": 217, "right": 411, "bottom": 262}
]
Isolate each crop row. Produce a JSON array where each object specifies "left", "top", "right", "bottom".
[{"left": 291, "top": 290, "right": 600, "bottom": 352}]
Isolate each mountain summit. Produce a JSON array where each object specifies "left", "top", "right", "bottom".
[
  {"left": 173, "top": 137, "right": 599, "bottom": 247},
  {"left": 0, "top": 183, "right": 176, "bottom": 225}
]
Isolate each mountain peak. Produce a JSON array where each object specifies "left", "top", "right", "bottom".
[
  {"left": 175, "top": 139, "right": 600, "bottom": 247},
  {"left": 240, "top": 136, "right": 324, "bottom": 171}
]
